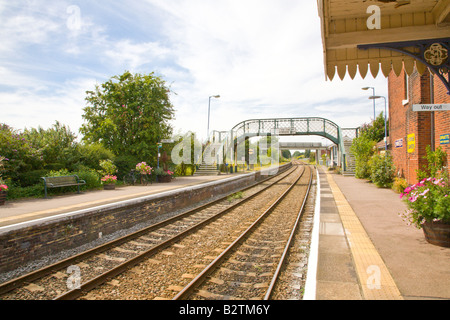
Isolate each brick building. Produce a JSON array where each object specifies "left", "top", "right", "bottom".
[
  {"left": 388, "top": 68, "right": 450, "bottom": 184},
  {"left": 317, "top": 0, "right": 450, "bottom": 182}
]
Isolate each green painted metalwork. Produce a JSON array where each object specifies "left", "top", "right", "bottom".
[
  {"left": 230, "top": 117, "right": 341, "bottom": 145},
  {"left": 207, "top": 117, "right": 360, "bottom": 174}
]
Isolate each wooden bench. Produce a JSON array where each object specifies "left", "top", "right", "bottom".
[{"left": 41, "top": 175, "right": 86, "bottom": 199}]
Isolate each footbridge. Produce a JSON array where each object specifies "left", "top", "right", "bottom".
[
  {"left": 209, "top": 117, "right": 359, "bottom": 174},
  {"left": 278, "top": 142, "right": 325, "bottom": 150}
]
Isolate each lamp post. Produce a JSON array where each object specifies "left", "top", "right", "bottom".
[
  {"left": 207, "top": 95, "right": 221, "bottom": 141},
  {"left": 362, "top": 87, "right": 376, "bottom": 121},
  {"left": 369, "top": 95, "right": 388, "bottom": 151}
]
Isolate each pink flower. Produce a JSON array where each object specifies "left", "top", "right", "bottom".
[
  {"left": 0, "top": 185, "right": 8, "bottom": 191},
  {"left": 101, "top": 175, "right": 117, "bottom": 184}
]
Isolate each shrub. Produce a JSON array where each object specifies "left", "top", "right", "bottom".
[
  {"left": 416, "top": 146, "right": 448, "bottom": 181},
  {"left": 392, "top": 177, "right": 408, "bottom": 194},
  {"left": 17, "top": 169, "right": 49, "bottom": 187},
  {"left": 77, "top": 143, "right": 115, "bottom": 171},
  {"left": 48, "top": 169, "right": 71, "bottom": 177},
  {"left": 370, "top": 153, "right": 396, "bottom": 188},
  {"left": 6, "top": 184, "right": 45, "bottom": 200},
  {"left": 99, "top": 159, "right": 118, "bottom": 176},
  {"left": 351, "top": 113, "right": 388, "bottom": 180},
  {"left": 351, "top": 134, "right": 376, "bottom": 180},
  {"left": 115, "top": 155, "right": 140, "bottom": 180},
  {"left": 73, "top": 169, "right": 102, "bottom": 190},
  {"left": 44, "top": 163, "right": 65, "bottom": 171},
  {"left": 0, "top": 124, "right": 44, "bottom": 181},
  {"left": 23, "top": 121, "right": 79, "bottom": 168}
]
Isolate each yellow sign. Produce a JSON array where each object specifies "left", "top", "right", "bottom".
[{"left": 407, "top": 134, "right": 416, "bottom": 154}]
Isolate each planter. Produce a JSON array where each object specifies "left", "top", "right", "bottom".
[
  {"left": 423, "top": 221, "right": 450, "bottom": 248},
  {"left": 103, "top": 184, "right": 116, "bottom": 190},
  {"left": 157, "top": 175, "right": 172, "bottom": 183},
  {"left": 0, "top": 191, "right": 6, "bottom": 206}
]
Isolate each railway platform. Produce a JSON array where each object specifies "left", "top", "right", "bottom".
[
  {"left": 0, "top": 173, "right": 238, "bottom": 229},
  {"left": 307, "top": 167, "right": 450, "bottom": 300}
]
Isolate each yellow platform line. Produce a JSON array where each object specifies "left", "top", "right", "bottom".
[{"left": 325, "top": 171, "right": 403, "bottom": 300}]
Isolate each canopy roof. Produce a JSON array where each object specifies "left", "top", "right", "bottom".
[{"left": 318, "top": 0, "right": 450, "bottom": 81}]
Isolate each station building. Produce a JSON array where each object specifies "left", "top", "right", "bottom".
[
  {"left": 389, "top": 68, "right": 450, "bottom": 184},
  {"left": 317, "top": 0, "right": 450, "bottom": 185}
]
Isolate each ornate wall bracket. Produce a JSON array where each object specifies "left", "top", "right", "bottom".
[{"left": 358, "top": 38, "right": 450, "bottom": 94}]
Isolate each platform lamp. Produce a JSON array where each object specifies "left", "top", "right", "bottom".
[
  {"left": 369, "top": 95, "right": 388, "bottom": 151},
  {"left": 362, "top": 87, "right": 376, "bottom": 121},
  {"left": 207, "top": 95, "right": 221, "bottom": 141}
]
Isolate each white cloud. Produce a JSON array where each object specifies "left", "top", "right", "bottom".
[
  {"left": 0, "top": 0, "right": 389, "bottom": 143},
  {"left": 104, "top": 40, "right": 172, "bottom": 72},
  {"left": 0, "top": 76, "right": 96, "bottom": 134},
  {"left": 145, "top": 0, "right": 388, "bottom": 139}
]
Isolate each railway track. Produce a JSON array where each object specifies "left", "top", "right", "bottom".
[
  {"left": 73, "top": 163, "right": 315, "bottom": 300},
  {"left": 173, "top": 165, "right": 314, "bottom": 300},
  {"left": 0, "top": 163, "right": 307, "bottom": 300}
]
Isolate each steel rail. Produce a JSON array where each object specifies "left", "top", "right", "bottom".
[
  {"left": 53, "top": 165, "right": 301, "bottom": 300},
  {"left": 0, "top": 164, "right": 293, "bottom": 296},
  {"left": 264, "top": 166, "right": 314, "bottom": 300},
  {"left": 172, "top": 165, "right": 307, "bottom": 300}
]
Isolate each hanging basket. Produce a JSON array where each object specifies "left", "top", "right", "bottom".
[{"left": 423, "top": 221, "right": 450, "bottom": 248}]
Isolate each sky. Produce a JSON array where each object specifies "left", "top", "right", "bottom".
[{"left": 0, "top": 0, "right": 389, "bottom": 145}]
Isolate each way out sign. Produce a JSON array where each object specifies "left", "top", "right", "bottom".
[{"left": 412, "top": 104, "right": 450, "bottom": 112}]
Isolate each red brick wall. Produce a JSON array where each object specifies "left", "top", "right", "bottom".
[
  {"left": 389, "top": 68, "right": 408, "bottom": 179},
  {"left": 433, "top": 74, "right": 450, "bottom": 169},
  {"left": 388, "top": 68, "right": 450, "bottom": 185}
]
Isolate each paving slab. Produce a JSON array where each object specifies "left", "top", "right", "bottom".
[{"left": 315, "top": 167, "right": 450, "bottom": 300}]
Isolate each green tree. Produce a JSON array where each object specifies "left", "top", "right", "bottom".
[
  {"left": 281, "top": 150, "right": 291, "bottom": 160},
  {"left": 80, "top": 71, "right": 175, "bottom": 163},
  {"left": 292, "top": 151, "right": 302, "bottom": 159},
  {"left": 359, "top": 112, "right": 389, "bottom": 143}
]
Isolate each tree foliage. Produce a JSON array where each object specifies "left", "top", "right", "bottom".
[
  {"left": 23, "top": 121, "right": 78, "bottom": 168},
  {"left": 359, "top": 112, "right": 389, "bottom": 143},
  {"left": 351, "top": 112, "right": 388, "bottom": 180},
  {"left": 0, "top": 124, "right": 43, "bottom": 180},
  {"left": 80, "top": 71, "right": 175, "bottom": 163},
  {"left": 351, "top": 133, "right": 376, "bottom": 179}
]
